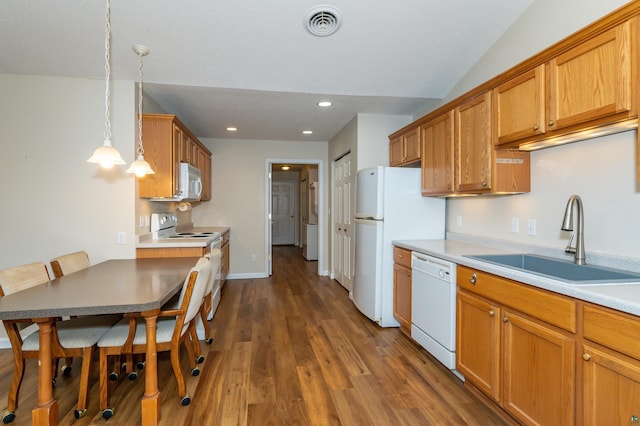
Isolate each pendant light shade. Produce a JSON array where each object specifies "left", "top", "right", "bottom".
[
  {"left": 126, "top": 44, "right": 155, "bottom": 177},
  {"left": 88, "top": 140, "right": 125, "bottom": 169},
  {"left": 88, "top": 0, "right": 126, "bottom": 169}
]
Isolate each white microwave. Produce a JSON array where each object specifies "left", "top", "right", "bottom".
[{"left": 179, "top": 163, "right": 202, "bottom": 201}]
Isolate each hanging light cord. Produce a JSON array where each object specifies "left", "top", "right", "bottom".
[
  {"left": 136, "top": 50, "right": 144, "bottom": 156},
  {"left": 104, "top": 0, "right": 112, "bottom": 143}
]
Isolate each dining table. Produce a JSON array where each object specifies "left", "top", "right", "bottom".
[{"left": 0, "top": 257, "right": 200, "bottom": 426}]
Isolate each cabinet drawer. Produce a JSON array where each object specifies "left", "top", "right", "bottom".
[
  {"left": 457, "top": 265, "right": 576, "bottom": 332},
  {"left": 583, "top": 304, "right": 640, "bottom": 361},
  {"left": 393, "top": 247, "right": 412, "bottom": 268}
]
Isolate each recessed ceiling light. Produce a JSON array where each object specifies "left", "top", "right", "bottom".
[
  {"left": 226, "top": 127, "right": 237, "bottom": 132},
  {"left": 281, "top": 165, "right": 291, "bottom": 171},
  {"left": 302, "top": 130, "right": 313, "bottom": 135},
  {"left": 317, "top": 101, "right": 332, "bottom": 107}
]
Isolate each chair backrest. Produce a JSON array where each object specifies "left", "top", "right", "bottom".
[
  {"left": 203, "top": 248, "right": 222, "bottom": 296},
  {"left": 0, "top": 262, "right": 50, "bottom": 296},
  {"left": 179, "top": 257, "right": 211, "bottom": 334},
  {"left": 50, "top": 251, "right": 90, "bottom": 278}
]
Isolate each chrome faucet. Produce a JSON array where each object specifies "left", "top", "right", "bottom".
[{"left": 561, "top": 194, "right": 586, "bottom": 265}]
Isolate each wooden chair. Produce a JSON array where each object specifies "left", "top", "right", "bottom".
[
  {"left": 50, "top": 250, "right": 92, "bottom": 374},
  {"left": 0, "top": 262, "right": 120, "bottom": 422},
  {"left": 50, "top": 250, "right": 90, "bottom": 278},
  {"left": 97, "top": 256, "right": 211, "bottom": 419}
]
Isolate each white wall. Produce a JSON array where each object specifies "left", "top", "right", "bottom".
[
  {"left": 442, "top": 0, "right": 639, "bottom": 261},
  {"left": 192, "top": 138, "right": 329, "bottom": 277},
  {"left": 356, "top": 113, "right": 412, "bottom": 171},
  {"left": 0, "top": 74, "right": 137, "bottom": 273}
]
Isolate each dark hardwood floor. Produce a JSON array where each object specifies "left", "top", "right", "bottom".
[{"left": 0, "top": 246, "right": 506, "bottom": 425}]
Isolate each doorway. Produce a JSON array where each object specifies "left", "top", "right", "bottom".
[{"left": 266, "top": 159, "right": 324, "bottom": 277}]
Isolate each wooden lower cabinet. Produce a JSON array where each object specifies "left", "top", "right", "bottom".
[
  {"left": 582, "top": 343, "right": 640, "bottom": 426},
  {"left": 220, "top": 230, "right": 230, "bottom": 287},
  {"left": 456, "top": 290, "right": 501, "bottom": 400},
  {"left": 502, "top": 309, "right": 575, "bottom": 425},
  {"left": 392, "top": 246, "right": 412, "bottom": 335},
  {"left": 456, "top": 266, "right": 576, "bottom": 425},
  {"left": 582, "top": 303, "right": 640, "bottom": 425}
]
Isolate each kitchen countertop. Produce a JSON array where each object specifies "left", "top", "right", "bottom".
[
  {"left": 393, "top": 238, "right": 640, "bottom": 317},
  {"left": 137, "top": 226, "right": 229, "bottom": 249}
]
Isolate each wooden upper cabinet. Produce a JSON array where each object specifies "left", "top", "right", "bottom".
[
  {"left": 421, "top": 111, "right": 454, "bottom": 196},
  {"left": 403, "top": 127, "right": 421, "bottom": 165},
  {"left": 389, "top": 127, "right": 421, "bottom": 167},
  {"left": 138, "top": 114, "right": 211, "bottom": 199},
  {"left": 389, "top": 134, "right": 404, "bottom": 166},
  {"left": 548, "top": 20, "right": 634, "bottom": 131},
  {"left": 495, "top": 65, "right": 546, "bottom": 145},
  {"left": 455, "top": 92, "right": 493, "bottom": 193}
]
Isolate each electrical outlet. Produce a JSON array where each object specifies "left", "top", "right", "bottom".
[
  {"left": 116, "top": 231, "right": 126, "bottom": 244},
  {"left": 251, "top": 254, "right": 257, "bottom": 262},
  {"left": 456, "top": 215, "right": 463, "bottom": 227},
  {"left": 527, "top": 219, "right": 536, "bottom": 236},
  {"left": 139, "top": 216, "right": 145, "bottom": 228},
  {"left": 511, "top": 218, "right": 519, "bottom": 234}
]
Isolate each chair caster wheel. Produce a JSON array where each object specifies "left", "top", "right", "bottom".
[
  {"left": 2, "top": 410, "right": 16, "bottom": 424},
  {"left": 74, "top": 409, "right": 86, "bottom": 419},
  {"left": 195, "top": 355, "right": 205, "bottom": 364},
  {"left": 180, "top": 395, "right": 191, "bottom": 406},
  {"left": 136, "top": 361, "right": 146, "bottom": 370},
  {"left": 102, "top": 408, "right": 114, "bottom": 419},
  {"left": 191, "top": 367, "right": 200, "bottom": 377},
  {"left": 205, "top": 337, "right": 213, "bottom": 344},
  {"left": 128, "top": 371, "right": 138, "bottom": 381},
  {"left": 61, "top": 365, "right": 72, "bottom": 376},
  {"left": 109, "top": 372, "right": 119, "bottom": 381}
]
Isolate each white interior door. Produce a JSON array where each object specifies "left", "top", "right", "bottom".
[
  {"left": 272, "top": 181, "right": 296, "bottom": 245},
  {"left": 333, "top": 152, "right": 354, "bottom": 291}
]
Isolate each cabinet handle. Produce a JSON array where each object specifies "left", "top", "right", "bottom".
[
  {"left": 503, "top": 315, "right": 509, "bottom": 323},
  {"left": 631, "top": 415, "right": 639, "bottom": 424},
  {"left": 549, "top": 120, "right": 555, "bottom": 126},
  {"left": 482, "top": 182, "right": 487, "bottom": 187},
  {"left": 533, "top": 124, "right": 539, "bottom": 131},
  {"left": 469, "top": 273, "right": 477, "bottom": 285},
  {"left": 489, "top": 310, "right": 495, "bottom": 317},
  {"left": 582, "top": 353, "right": 591, "bottom": 361}
]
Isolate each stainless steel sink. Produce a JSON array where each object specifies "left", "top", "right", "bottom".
[{"left": 464, "top": 253, "right": 640, "bottom": 285}]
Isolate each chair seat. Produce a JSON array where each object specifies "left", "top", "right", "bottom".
[
  {"left": 22, "top": 315, "right": 121, "bottom": 351},
  {"left": 97, "top": 317, "right": 180, "bottom": 348}
]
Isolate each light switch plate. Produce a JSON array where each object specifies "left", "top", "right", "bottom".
[
  {"left": 511, "top": 218, "right": 519, "bottom": 234},
  {"left": 527, "top": 219, "right": 536, "bottom": 236}
]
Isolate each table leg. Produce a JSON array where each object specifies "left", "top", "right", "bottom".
[
  {"left": 31, "top": 318, "right": 58, "bottom": 426},
  {"left": 141, "top": 311, "right": 160, "bottom": 426}
]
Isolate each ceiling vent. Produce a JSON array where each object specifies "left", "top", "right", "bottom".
[{"left": 305, "top": 5, "right": 342, "bottom": 37}]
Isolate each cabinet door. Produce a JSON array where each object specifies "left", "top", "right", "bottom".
[
  {"left": 495, "top": 65, "right": 546, "bottom": 145},
  {"left": 502, "top": 310, "right": 575, "bottom": 426},
  {"left": 403, "top": 127, "right": 421, "bottom": 164},
  {"left": 138, "top": 116, "right": 176, "bottom": 198},
  {"left": 582, "top": 343, "right": 640, "bottom": 426},
  {"left": 393, "top": 263, "right": 412, "bottom": 334},
  {"left": 455, "top": 92, "right": 492, "bottom": 192},
  {"left": 548, "top": 20, "right": 633, "bottom": 130},
  {"left": 221, "top": 239, "right": 230, "bottom": 287},
  {"left": 389, "top": 135, "right": 404, "bottom": 166},
  {"left": 198, "top": 148, "right": 212, "bottom": 201},
  {"left": 421, "top": 111, "right": 454, "bottom": 196},
  {"left": 173, "top": 123, "right": 184, "bottom": 194},
  {"left": 456, "top": 290, "right": 501, "bottom": 401}
]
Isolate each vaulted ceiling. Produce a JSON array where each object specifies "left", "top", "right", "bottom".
[{"left": 1, "top": 0, "right": 533, "bottom": 141}]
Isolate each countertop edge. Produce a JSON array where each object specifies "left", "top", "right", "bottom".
[{"left": 393, "top": 239, "right": 640, "bottom": 317}]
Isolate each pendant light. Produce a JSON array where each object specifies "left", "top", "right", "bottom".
[
  {"left": 126, "top": 44, "right": 155, "bottom": 177},
  {"left": 87, "top": 0, "right": 126, "bottom": 169}
]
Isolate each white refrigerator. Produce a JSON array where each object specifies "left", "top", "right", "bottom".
[{"left": 351, "top": 166, "right": 445, "bottom": 327}]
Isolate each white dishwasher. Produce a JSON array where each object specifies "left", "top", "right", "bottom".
[{"left": 411, "top": 252, "right": 463, "bottom": 380}]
